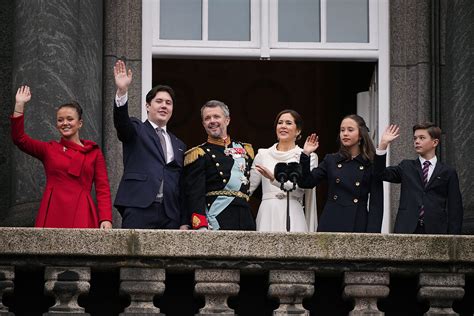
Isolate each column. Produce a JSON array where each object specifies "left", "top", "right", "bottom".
[
  {"left": 0, "top": 266, "right": 14, "bottom": 316},
  {"left": 5, "top": 0, "right": 103, "bottom": 226},
  {"left": 442, "top": 0, "right": 474, "bottom": 234},
  {"left": 103, "top": 0, "right": 143, "bottom": 227},
  {"left": 119, "top": 267, "right": 165, "bottom": 315},
  {"left": 389, "top": 0, "right": 432, "bottom": 225},
  {"left": 43, "top": 266, "right": 90, "bottom": 315},
  {"left": 418, "top": 273, "right": 464, "bottom": 316},
  {"left": 343, "top": 272, "right": 390, "bottom": 316},
  {"left": 268, "top": 270, "right": 314, "bottom": 316},
  {"left": 194, "top": 269, "right": 240, "bottom": 315}
]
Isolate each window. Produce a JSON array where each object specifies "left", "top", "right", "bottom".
[{"left": 148, "top": 0, "right": 379, "bottom": 58}]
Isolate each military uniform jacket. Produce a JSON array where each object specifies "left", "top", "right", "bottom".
[
  {"left": 184, "top": 140, "right": 254, "bottom": 229},
  {"left": 374, "top": 154, "right": 463, "bottom": 234},
  {"left": 298, "top": 152, "right": 383, "bottom": 232}
]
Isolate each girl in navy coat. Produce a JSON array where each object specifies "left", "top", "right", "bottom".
[{"left": 298, "top": 114, "right": 383, "bottom": 232}]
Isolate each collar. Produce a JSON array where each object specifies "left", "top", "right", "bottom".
[
  {"left": 335, "top": 152, "right": 370, "bottom": 165},
  {"left": 207, "top": 136, "right": 231, "bottom": 147},
  {"left": 419, "top": 155, "right": 437, "bottom": 166},
  {"left": 149, "top": 120, "right": 167, "bottom": 133},
  {"left": 60, "top": 138, "right": 97, "bottom": 153}
]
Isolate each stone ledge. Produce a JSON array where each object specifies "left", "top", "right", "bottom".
[{"left": 0, "top": 228, "right": 473, "bottom": 264}]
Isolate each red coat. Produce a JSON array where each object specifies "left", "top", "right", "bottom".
[{"left": 11, "top": 115, "right": 112, "bottom": 228}]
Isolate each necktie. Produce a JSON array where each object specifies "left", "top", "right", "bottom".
[
  {"left": 156, "top": 127, "right": 168, "bottom": 163},
  {"left": 419, "top": 161, "right": 431, "bottom": 219},
  {"left": 422, "top": 161, "right": 430, "bottom": 186},
  {"left": 156, "top": 127, "right": 167, "bottom": 200}
]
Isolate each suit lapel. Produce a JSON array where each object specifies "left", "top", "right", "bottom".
[
  {"left": 169, "top": 132, "right": 180, "bottom": 162},
  {"left": 426, "top": 161, "right": 444, "bottom": 189},
  {"left": 413, "top": 159, "right": 424, "bottom": 186},
  {"left": 145, "top": 120, "right": 166, "bottom": 163}
]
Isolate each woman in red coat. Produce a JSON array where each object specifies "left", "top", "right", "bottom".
[{"left": 11, "top": 85, "right": 113, "bottom": 229}]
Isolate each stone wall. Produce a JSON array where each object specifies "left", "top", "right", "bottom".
[{"left": 2, "top": 0, "right": 104, "bottom": 226}]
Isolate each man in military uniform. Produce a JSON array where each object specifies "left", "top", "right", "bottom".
[{"left": 184, "top": 100, "right": 256, "bottom": 230}]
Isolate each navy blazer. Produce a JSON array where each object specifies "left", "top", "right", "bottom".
[
  {"left": 299, "top": 153, "right": 383, "bottom": 233},
  {"left": 113, "top": 101, "right": 187, "bottom": 225},
  {"left": 374, "top": 154, "right": 463, "bottom": 234}
]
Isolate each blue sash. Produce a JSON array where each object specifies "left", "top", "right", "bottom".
[{"left": 207, "top": 143, "right": 246, "bottom": 230}]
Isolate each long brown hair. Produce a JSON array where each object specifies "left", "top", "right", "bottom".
[{"left": 337, "top": 114, "right": 375, "bottom": 162}]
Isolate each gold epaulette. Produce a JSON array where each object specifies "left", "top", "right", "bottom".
[
  {"left": 243, "top": 143, "right": 254, "bottom": 159},
  {"left": 184, "top": 146, "right": 205, "bottom": 166}
]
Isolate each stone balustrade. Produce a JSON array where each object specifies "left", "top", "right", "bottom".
[{"left": 0, "top": 228, "right": 473, "bottom": 315}]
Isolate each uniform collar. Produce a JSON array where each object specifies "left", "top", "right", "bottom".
[{"left": 207, "top": 136, "right": 231, "bottom": 147}]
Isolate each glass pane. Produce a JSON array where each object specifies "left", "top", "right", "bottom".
[
  {"left": 209, "top": 0, "right": 250, "bottom": 41},
  {"left": 278, "top": 0, "right": 320, "bottom": 42},
  {"left": 327, "top": 0, "right": 369, "bottom": 42},
  {"left": 160, "top": 0, "right": 202, "bottom": 40}
]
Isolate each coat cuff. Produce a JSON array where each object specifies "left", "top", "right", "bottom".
[{"left": 192, "top": 213, "right": 208, "bottom": 229}]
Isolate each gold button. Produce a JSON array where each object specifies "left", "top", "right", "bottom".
[
  {"left": 336, "top": 178, "right": 341, "bottom": 183},
  {"left": 355, "top": 181, "right": 360, "bottom": 186},
  {"left": 216, "top": 163, "right": 220, "bottom": 167},
  {"left": 223, "top": 179, "right": 227, "bottom": 183},
  {"left": 219, "top": 171, "right": 224, "bottom": 176},
  {"left": 212, "top": 154, "right": 216, "bottom": 158},
  {"left": 333, "top": 195, "right": 338, "bottom": 200},
  {"left": 206, "top": 148, "right": 211, "bottom": 152},
  {"left": 353, "top": 198, "right": 358, "bottom": 203},
  {"left": 337, "top": 164, "right": 342, "bottom": 168},
  {"left": 359, "top": 165, "right": 364, "bottom": 170}
]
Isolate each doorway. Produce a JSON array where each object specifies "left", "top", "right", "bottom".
[{"left": 152, "top": 58, "right": 376, "bottom": 215}]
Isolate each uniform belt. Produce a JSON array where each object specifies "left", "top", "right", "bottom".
[{"left": 206, "top": 190, "right": 250, "bottom": 202}]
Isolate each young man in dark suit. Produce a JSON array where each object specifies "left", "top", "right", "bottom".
[
  {"left": 375, "top": 123, "right": 463, "bottom": 234},
  {"left": 113, "top": 60, "right": 188, "bottom": 229}
]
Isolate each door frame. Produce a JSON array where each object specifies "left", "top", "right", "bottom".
[{"left": 141, "top": 0, "right": 391, "bottom": 233}]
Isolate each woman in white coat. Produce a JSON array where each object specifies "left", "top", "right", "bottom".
[{"left": 250, "top": 110, "right": 318, "bottom": 232}]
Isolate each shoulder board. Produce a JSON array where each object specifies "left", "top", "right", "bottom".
[
  {"left": 243, "top": 143, "right": 254, "bottom": 159},
  {"left": 184, "top": 146, "right": 206, "bottom": 166}
]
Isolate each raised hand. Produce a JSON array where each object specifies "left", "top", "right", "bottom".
[
  {"left": 255, "top": 164, "right": 275, "bottom": 182},
  {"left": 13, "top": 85, "right": 31, "bottom": 117},
  {"left": 378, "top": 124, "right": 400, "bottom": 150},
  {"left": 15, "top": 85, "right": 31, "bottom": 105},
  {"left": 303, "top": 133, "right": 319, "bottom": 156},
  {"left": 114, "top": 59, "right": 133, "bottom": 96}
]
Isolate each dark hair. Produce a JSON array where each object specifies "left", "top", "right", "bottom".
[
  {"left": 146, "top": 85, "right": 176, "bottom": 104},
  {"left": 274, "top": 109, "right": 303, "bottom": 140},
  {"left": 413, "top": 122, "right": 441, "bottom": 140},
  {"left": 338, "top": 114, "right": 375, "bottom": 161},
  {"left": 200, "top": 100, "right": 230, "bottom": 119},
  {"left": 58, "top": 101, "right": 83, "bottom": 120}
]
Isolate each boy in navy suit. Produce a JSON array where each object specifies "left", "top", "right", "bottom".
[{"left": 375, "top": 123, "right": 463, "bottom": 234}]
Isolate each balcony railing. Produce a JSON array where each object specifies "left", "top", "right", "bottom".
[{"left": 0, "top": 228, "right": 473, "bottom": 315}]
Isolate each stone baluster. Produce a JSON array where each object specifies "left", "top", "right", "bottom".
[
  {"left": 119, "top": 267, "right": 165, "bottom": 315},
  {"left": 268, "top": 270, "right": 314, "bottom": 316},
  {"left": 43, "top": 266, "right": 90, "bottom": 315},
  {"left": 418, "top": 273, "right": 465, "bottom": 316},
  {"left": 0, "top": 266, "right": 14, "bottom": 316},
  {"left": 343, "top": 272, "right": 390, "bottom": 316},
  {"left": 194, "top": 269, "right": 240, "bottom": 315}
]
